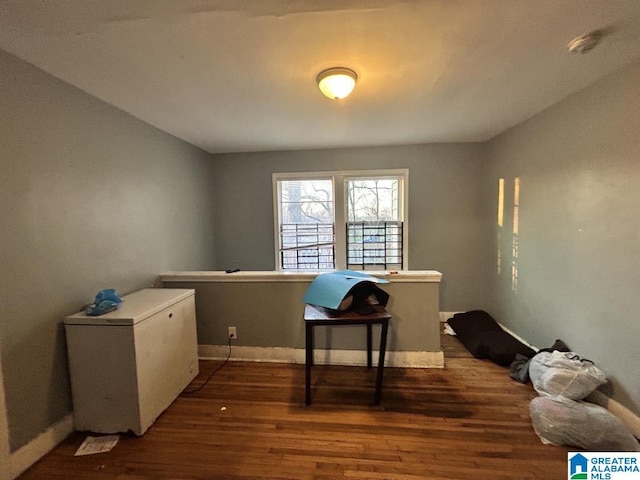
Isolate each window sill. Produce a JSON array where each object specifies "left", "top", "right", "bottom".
[{"left": 159, "top": 270, "right": 442, "bottom": 283}]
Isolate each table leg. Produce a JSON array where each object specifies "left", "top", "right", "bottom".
[
  {"left": 366, "top": 323, "right": 372, "bottom": 368},
  {"left": 305, "top": 323, "right": 313, "bottom": 405},
  {"left": 374, "top": 319, "right": 389, "bottom": 405}
]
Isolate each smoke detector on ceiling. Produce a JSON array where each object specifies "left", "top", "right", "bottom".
[{"left": 567, "top": 31, "right": 602, "bottom": 54}]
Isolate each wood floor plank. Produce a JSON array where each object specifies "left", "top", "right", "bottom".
[{"left": 18, "top": 329, "right": 572, "bottom": 479}]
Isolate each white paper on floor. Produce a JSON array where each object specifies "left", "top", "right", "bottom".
[{"left": 74, "top": 435, "right": 119, "bottom": 456}]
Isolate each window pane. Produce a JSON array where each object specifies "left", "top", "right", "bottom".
[
  {"left": 279, "top": 179, "right": 333, "bottom": 224},
  {"left": 346, "top": 177, "right": 403, "bottom": 270},
  {"left": 278, "top": 179, "right": 334, "bottom": 269},
  {"left": 347, "top": 221, "right": 403, "bottom": 270},
  {"left": 347, "top": 178, "right": 400, "bottom": 222}
]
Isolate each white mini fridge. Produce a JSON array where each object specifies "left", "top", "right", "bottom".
[{"left": 64, "top": 288, "right": 199, "bottom": 435}]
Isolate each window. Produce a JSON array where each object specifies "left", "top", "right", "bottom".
[
  {"left": 277, "top": 178, "right": 335, "bottom": 270},
  {"left": 346, "top": 178, "right": 403, "bottom": 270},
  {"left": 274, "top": 170, "right": 408, "bottom": 270}
]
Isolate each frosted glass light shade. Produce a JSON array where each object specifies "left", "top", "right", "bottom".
[{"left": 316, "top": 67, "right": 357, "bottom": 100}]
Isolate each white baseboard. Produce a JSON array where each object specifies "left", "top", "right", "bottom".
[
  {"left": 2, "top": 414, "right": 74, "bottom": 480},
  {"left": 198, "top": 345, "right": 445, "bottom": 368}
]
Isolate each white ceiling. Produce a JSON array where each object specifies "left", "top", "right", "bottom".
[{"left": 1, "top": 1, "right": 640, "bottom": 154}]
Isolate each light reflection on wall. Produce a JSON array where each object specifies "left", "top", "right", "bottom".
[
  {"left": 511, "top": 177, "right": 520, "bottom": 293},
  {"left": 497, "top": 178, "right": 504, "bottom": 275}
]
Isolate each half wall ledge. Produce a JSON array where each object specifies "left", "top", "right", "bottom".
[{"left": 159, "top": 270, "right": 443, "bottom": 283}]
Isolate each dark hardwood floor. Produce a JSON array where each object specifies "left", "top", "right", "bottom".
[{"left": 19, "top": 329, "right": 570, "bottom": 479}]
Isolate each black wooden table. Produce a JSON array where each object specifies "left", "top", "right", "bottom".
[{"left": 304, "top": 303, "right": 391, "bottom": 406}]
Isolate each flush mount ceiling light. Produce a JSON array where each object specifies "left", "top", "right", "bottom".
[
  {"left": 316, "top": 67, "right": 358, "bottom": 100},
  {"left": 567, "top": 31, "right": 602, "bottom": 54}
]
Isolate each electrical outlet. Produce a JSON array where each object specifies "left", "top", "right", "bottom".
[{"left": 228, "top": 326, "right": 237, "bottom": 340}]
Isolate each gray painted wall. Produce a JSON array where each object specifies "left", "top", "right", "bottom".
[
  {"left": 0, "top": 50, "right": 216, "bottom": 451},
  {"left": 484, "top": 59, "right": 640, "bottom": 414},
  {"left": 162, "top": 279, "right": 441, "bottom": 352},
  {"left": 211, "top": 144, "right": 491, "bottom": 311}
]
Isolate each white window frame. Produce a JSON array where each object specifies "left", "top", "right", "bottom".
[{"left": 273, "top": 169, "right": 409, "bottom": 271}]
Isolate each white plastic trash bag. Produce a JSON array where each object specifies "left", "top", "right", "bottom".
[
  {"left": 529, "top": 396, "right": 640, "bottom": 451},
  {"left": 529, "top": 351, "right": 607, "bottom": 400}
]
